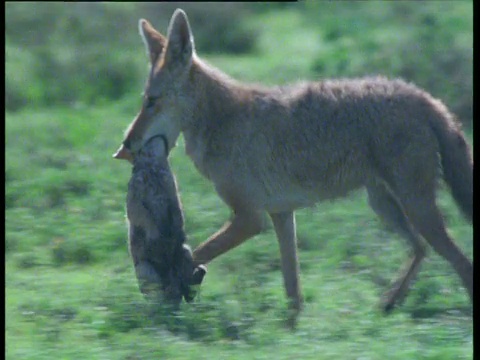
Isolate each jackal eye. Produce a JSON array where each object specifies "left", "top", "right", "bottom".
[{"left": 145, "top": 96, "right": 157, "bottom": 109}]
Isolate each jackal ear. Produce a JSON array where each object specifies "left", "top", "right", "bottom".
[
  {"left": 166, "top": 9, "right": 194, "bottom": 64},
  {"left": 139, "top": 19, "right": 167, "bottom": 64}
]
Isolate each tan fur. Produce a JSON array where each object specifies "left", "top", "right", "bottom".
[{"left": 115, "top": 9, "right": 473, "bottom": 325}]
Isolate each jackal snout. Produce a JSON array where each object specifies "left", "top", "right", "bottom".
[{"left": 113, "top": 143, "right": 134, "bottom": 163}]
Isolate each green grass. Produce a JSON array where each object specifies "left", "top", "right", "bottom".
[
  {"left": 6, "top": 5, "right": 472, "bottom": 360},
  {"left": 6, "top": 100, "right": 473, "bottom": 360}
]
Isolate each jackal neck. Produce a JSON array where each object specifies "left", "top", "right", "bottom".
[
  {"left": 187, "top": 57, "right": 263, "bottom": 123},
  {"left": 181, "top": 57, "right": 260, "bottom": 178},
  {"left": 191, "top": 55, "right": 241, "bottom": 91}
]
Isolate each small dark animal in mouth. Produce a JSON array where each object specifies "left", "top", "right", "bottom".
[{"left": 125, "top": 135, "right": 206, "bottom": 306}]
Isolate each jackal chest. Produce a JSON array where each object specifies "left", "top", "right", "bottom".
[{"left": 183, "top": 130, "right": 210, "bottom": 177}]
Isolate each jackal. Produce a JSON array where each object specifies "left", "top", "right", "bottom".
[
  {"left": 126, "top": 135, "right": 205, "bottom": 305},
  {"left": 114, "top": 9, "right": 473, "bottom": 324}
]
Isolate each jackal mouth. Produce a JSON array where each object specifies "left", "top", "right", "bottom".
[
  {"left": 144, "top": 134, "right": 170, "bottom": 156},
  {"left": 113, "top": 143, "right": 134, "bottom": 163},
  {"left": 113, "top": 133, "right": 169, "bottom": 162},
  {"left": 123, "top": 137, "right": 132, "bottom": 150}
]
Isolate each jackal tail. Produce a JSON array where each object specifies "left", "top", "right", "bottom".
[{"left": 428, "top": 101, "right": 473, "bottom": 222}]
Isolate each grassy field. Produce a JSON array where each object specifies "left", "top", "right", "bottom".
[{"left": 6, "top": 3, "right": 472, "bottom": 360}]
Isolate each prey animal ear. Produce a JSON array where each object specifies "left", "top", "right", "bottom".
[
  {"left": 165, "top": 9, "right": 194, "bottom": 64},
  {"left": 139, "top": 18, "right": 167, "bottom": 64}
]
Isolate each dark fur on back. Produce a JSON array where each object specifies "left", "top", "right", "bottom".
[{"left": 126, "top": 136, "right": 205, "bottom": 304}]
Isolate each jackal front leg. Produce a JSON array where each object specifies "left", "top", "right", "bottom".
[
  {"left": 192, "top": 210, "right": 264, "bottom": 266},
  {"left": 269, "top": 211, "right": 303, "bottom": 328}
]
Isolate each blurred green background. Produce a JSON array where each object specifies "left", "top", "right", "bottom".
[
  {"left": 5, "top": 1, "right": 473, "bottom": 124},
  {"left": 6, "top": 2, "right": 472, "bottom": 359}
]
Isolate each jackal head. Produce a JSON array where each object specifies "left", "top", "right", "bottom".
[{"left": 113, "top": 9, "right": 195, "bottom": 163}]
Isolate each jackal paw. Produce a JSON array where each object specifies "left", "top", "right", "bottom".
[{"left": 379, "top": 284, "right": 407, "bottom": 314}]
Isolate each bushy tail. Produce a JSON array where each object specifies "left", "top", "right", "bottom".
[{"left": 427, "top": 99, "right": 473, "bottom": 222}]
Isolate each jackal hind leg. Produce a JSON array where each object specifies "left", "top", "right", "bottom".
[
  {"left": 366, "top": 182, "right": 427, "bottom": 312},
  {"left": 269, "top": 211, "right": 303, "bottom": 328},
  {"left": 395, "top": 188, "right": 473, "bottom": 304}
]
